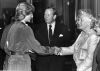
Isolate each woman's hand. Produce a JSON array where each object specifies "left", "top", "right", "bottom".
[{"left": 53, "top": 46, "right": 62, "bottom": 55}]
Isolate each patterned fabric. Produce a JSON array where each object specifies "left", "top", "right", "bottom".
[
  {"left": 73, "top": 32, "right": 89, "bottom": 65},
  {"left": 73, "top": 32, "right": 99, "bottom": 71}
]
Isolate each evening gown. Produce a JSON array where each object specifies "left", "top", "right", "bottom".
[
  {"left": 2, "top": 21, "right": 50, "bottom": 71},
  {"left": 73, "top": 32, "right": 99, "bottom": 71}
]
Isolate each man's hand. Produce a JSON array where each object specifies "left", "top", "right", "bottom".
[{"left": 48, "top": 47, "right": 55, "bottom": 54}]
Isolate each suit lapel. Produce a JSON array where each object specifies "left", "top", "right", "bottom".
[
  {"left": 92, "top": 40, "right": 100, "bottom": 71},
  {"left": 94, "top": 40, "right": 100, "bottom": 59},
  {"left": 41, "top": 21, "right": 61, "bottom": 42},
  {"left": 53, "top": 22, "right": 61, "bottom": 38}
]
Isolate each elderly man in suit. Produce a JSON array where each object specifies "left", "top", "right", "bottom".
[{"left": 35, "top": 7, "right": 73, "bottom": 71}]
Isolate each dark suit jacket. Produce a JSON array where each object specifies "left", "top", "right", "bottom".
[
  {"left": 34, "top": 19, "right": 74, "bottom": 71},
  {"left": 34, "top": 20, "right": 71, "bottom": 47},
  {"left": 92, "top": 40, "right": 100, "bottom": 71},
  {"left": 34, "top": 19, "right": 73, "bottom": 62}
]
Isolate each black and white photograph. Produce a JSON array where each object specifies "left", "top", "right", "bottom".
[{"left": 0, "top": 0, "right": 100, "bottom": 71}]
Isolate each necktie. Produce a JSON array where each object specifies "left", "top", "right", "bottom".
[{"left": 49, "top": 25, "right": 52, "bottom": 41}]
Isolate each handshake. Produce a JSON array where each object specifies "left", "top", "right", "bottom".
[
  {"left": 44, "top": 46, "right": 62, "bottom": 55},
  {"left": 26, "top": 46, "right": 62, "bottom": 55}
]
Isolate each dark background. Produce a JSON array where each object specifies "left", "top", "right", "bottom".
[{"left": 0, "top": 0, "right": 76, "bottom": 70}]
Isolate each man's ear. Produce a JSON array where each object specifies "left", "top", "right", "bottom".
[{"left": 53, "top": 15, "right": 56, "bottom": 20}]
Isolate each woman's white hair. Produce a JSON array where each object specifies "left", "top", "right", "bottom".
[{"left": 76, "top": 9, "right": 97, "bottom": 29}]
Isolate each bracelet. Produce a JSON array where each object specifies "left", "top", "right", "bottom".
[{"left": 57, "top": 48, "right": 62, "bottom": 55}]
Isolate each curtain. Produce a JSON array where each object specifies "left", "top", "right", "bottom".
[{"left": 75, "top": 0, "right": 95, "bottom": 17}]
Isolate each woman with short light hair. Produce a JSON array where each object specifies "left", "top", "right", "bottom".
[{"left": 54, "top": 9, "right": 99, "bottom": 71}]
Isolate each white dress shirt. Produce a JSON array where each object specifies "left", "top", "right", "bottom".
[{"left": 47, "top": 21, "right": 55, "bottom": 35}]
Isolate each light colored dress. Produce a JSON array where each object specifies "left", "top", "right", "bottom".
[
  {"left": 6, "top": 54, "right": 31, "bottom": 71},
  {"left": 73, "top": 31, "right": 99, "bottom": 71},
  {"left": 1, "top": 21, "right": 50, "bottom": 71}
]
